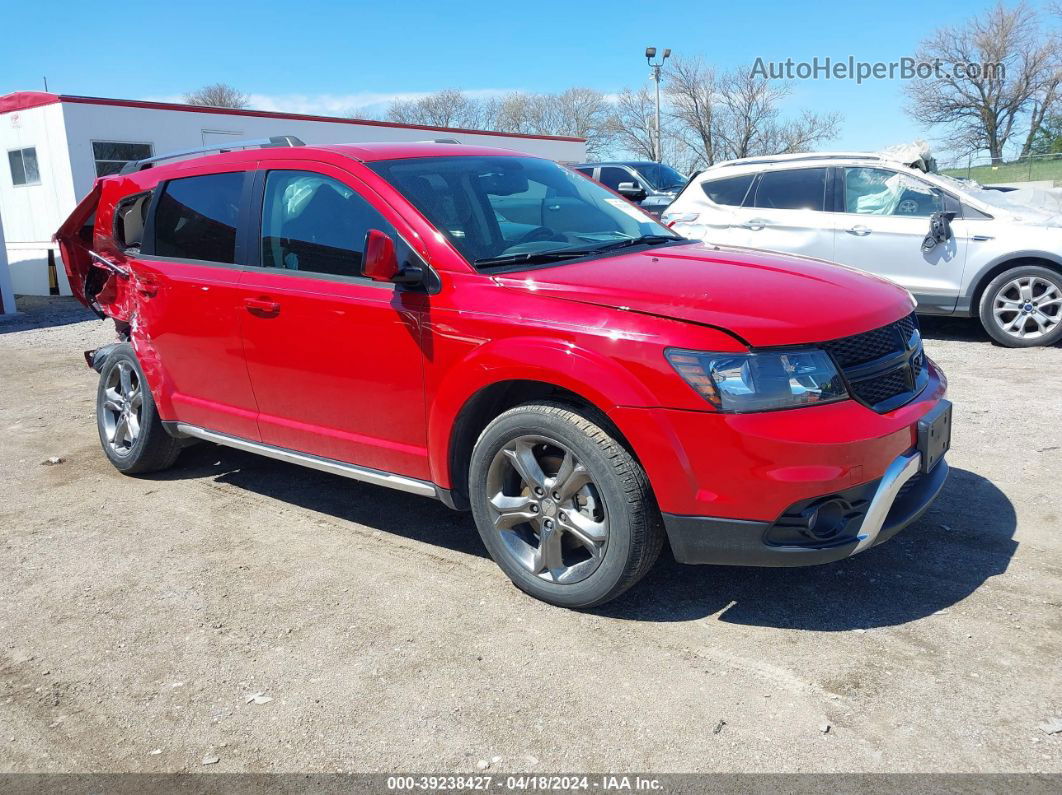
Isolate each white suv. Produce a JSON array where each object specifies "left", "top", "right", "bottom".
[{"left": 662, "top": 153, "right": 1062, "bottom": 347}]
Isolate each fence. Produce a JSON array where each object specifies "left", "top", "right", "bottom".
[{"left": 939, "top": 153, "right": 1062, "bottom": 185}]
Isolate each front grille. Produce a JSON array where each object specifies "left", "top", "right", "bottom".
[{"left": 821, "top": 313, "right": 928, "bottom": 413}]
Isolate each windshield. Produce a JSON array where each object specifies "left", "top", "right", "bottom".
[
  {"left": 368, "top": 156, "right": 681, "bottom": 269},
  {"left": 636, "top": 163, "right": 686, "bottom": 191}
]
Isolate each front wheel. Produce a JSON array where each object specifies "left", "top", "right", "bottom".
[
  {"left": 468, "top": 402, "right": 663, "bottom": 609},
  {"left": 978, "top": 265, "right": 1062, "bottom": 347}
]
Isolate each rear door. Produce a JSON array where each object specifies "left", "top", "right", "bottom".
[
  {"left": 136, "top": 169, "right": 262, "bottom": 440},
  {"left": 831, "top": 166, "right": 966, "bottom": 306},
  {"left": 238, "top": 161, "right": 430, "bottom": 479},
  {"left": 727, "top": 166, "right": 837, "bottom": 262}
]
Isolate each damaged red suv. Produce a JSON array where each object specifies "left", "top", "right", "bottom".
[{"left": 57, "top": 139, "right": 951, "bottom": 608}]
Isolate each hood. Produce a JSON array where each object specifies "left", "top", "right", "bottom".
[{"left": 492, "top": 242, "right": 915, "bottom": 347}]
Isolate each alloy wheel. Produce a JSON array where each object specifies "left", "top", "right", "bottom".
[
  {"left": 485, "top": 435, "right": 609, "bottom": 584},
  {"left": 992, "top": 275, "right": 1062, "bottom": 340},
  {"left": 101, "top": 361, "right": 144, "bottom": 456}
]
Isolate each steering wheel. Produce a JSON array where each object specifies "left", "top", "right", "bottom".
[
  {"left": 897, "top": 199, "right": 920, "bottom": 215},
  {"left": 512, "top": 226, "right": 564, "bottom": 246}
]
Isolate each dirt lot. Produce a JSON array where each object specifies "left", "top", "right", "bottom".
[{"left": 0, "top": 296, "right": 1059, "bottom": 774}]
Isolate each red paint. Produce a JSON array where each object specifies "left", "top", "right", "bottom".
[{"left": 56, "top": 143, "right": 947, "bottom": 522}]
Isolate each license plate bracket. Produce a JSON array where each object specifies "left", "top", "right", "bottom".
[{"left": 917, "top": 399, "right": 952, "bottom": 474}]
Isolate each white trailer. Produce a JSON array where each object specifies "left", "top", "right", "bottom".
[{"left": 0, "top": 92, "right": 586, "bottom": 309}]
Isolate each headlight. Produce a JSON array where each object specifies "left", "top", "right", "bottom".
[{"left": 665, "top": 348, "right": 849, "bottom": 412}]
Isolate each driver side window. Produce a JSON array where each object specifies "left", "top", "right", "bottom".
[
  {"left": 259, "top": 170, "right": 396, "bottom": 278},
  {"left": 844, "top": 167, "right": 943, "bottom": 218}
]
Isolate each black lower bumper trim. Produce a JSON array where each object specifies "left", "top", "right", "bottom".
[{"left": 663, "top": 457, "right": 949, "bottom": 567}]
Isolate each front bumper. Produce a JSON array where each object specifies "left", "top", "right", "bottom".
[{"left": 662, "top": 450, "right": 949, "bottom": 566}]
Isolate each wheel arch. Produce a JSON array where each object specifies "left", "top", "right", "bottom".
[
  {"left": 967, "top": 254, "right": 1062, "bottom": 317},
  {"left": 428, "top": 338, "right": 657, "bottom": 508}
]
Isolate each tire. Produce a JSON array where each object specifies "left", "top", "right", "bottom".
[
  {"left": 978, "top": 264, "right": 1062, "bottom": 348},
  {"left": 96, "top": 344, "right": 181, "bottom": 474},
  {"left": 468, "top": 401, "right": 663, "bottom": 609}
]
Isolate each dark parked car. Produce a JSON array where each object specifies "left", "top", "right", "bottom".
[{"left": 573, "top": 161, "right": 686, "bottom": 217}]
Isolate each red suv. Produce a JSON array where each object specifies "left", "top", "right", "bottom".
[{"left": 57, "top": 139, "right": 952, "bottom": 608}]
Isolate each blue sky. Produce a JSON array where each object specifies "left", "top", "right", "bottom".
[{"left": 2, "top": 0, "right": 1051, "bottom": 162}]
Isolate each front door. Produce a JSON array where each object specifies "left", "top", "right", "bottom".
[
  {"left": 832, "top": 167, "right": 967, "bottom": 309},
  {"left": 238, "top": 163, "right": 430, "bottom": 480}
]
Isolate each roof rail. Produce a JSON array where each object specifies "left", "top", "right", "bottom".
[
  {"left": 118, "top": 135, "right": 305, "bottom": 174},
  {"left": 420, "top": 137, "right": 461, "bottom": 144},
  {"left": 717, "top": 153, "right": 885, "bottom": 168}
]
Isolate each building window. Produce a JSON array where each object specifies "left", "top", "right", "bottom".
[
  {"left": 92, "top": 141, "right": 153, "bottom": 177},
  {"left": 8, "top": 147, "right": 40, "bottom": 186}
]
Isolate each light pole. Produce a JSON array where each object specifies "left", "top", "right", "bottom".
[{"left": 645, "top": 46, "right": 670, "bottom": 163}]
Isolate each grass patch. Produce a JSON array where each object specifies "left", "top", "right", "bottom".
[{"left": 941, "top": 159, "right": 1062, "bottom": 185}]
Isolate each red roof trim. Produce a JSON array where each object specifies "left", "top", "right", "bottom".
[
  {"left": 0, "top": 92, "right": 61, "bottom": 114},
  {"left": 0, "top": 91, "right": 585, "bottom": 143}
]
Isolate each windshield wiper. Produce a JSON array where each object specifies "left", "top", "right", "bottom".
[
  {"left": 474, "top": 235, "right": 683, "bottom": 269},
  {"left": 586, "top": 234, "right": 684, "bottom": 253},
  {"left": 474, "top": 248, "right": 601, "bottom": 268}
]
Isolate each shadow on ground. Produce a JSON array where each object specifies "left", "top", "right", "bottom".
[
  {"left": 0, "top": 296, "right": 98, "bottom": 334},
  {"left": 151, "top": 444, "right": 1015, "bottom": 631}
]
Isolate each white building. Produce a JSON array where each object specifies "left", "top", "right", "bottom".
[{"left": 0, "top": 92, "right": 586, "bottom": 313}]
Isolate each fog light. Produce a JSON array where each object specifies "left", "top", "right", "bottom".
[{"left": 803, "top": 498, "right": 850, "bottom": 539}]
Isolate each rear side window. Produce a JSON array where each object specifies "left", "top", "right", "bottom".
[
  {"left": 752, "top": 168, "right": 827, "bottom": 211},
  {"left": 701, "top": 174, "right": 754, "bottom": 206},
  {"left": 114, "top": 191, "right": 153, "bottom": 252},
  {"left": 153, "top": 172, "right": 244, "bottom": 263},
  {"left": 260, "top": 170, "right": 395, "bottom": 278}
]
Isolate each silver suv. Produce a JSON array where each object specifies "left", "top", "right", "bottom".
[{"left": 663, "top": 152, "right": 1062, "bottom": 347}]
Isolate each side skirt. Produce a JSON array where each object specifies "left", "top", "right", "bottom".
[{"left": 164, "top": 422, "right": 440, "bottom": 500}]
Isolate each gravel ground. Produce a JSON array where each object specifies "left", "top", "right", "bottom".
[{"left": 0, "top": 295, "right": 1059, "bottom": 774}]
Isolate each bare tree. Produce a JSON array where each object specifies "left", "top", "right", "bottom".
[
  {"left": 661, "top": 62, "right": 840, "bottom": 166},
  {"left": 905, "top": 1, "right": 1058, "bottom": 163},
  {"left": 665, "top": 57, "right": 718, "bottom": 166},
  {"left": 386, "top": 89, "right": 483, "bottom": 128},
  {"left": 384, "top": 88, "right": 614, "bottom": 156},
  {"left": 548, "top": 88, "right": 616, "bottom": 159},
  {"left": 608, "top": 87, "right": 660, "bottom": 160},
  {"left": 184, "top": 83, "right": 249, "bottom": 109}
]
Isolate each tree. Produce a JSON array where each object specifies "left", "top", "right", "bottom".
[
  {"left": 608, "top": 87, "right": 660, "bottom": 161},
  {"left": 1029, "top": 114, "right": 1062, "bottom": 155},
  {"left": 665, "top": 57, "right": 718, "bottom": 166},
  {"left": 386, "top": 89, "right": 484, "bottom": 129},
  {"left": 184, "top": 83, "right": 249, "bottom": 109},
  {"left": 386, "top": 88, "right": 615, "bottom": 157},
  {"left": 655, "top": 59, "right": 841, "bottom": 168},
  {"left": 905, "top": 2, "right": 1059, "bottom": 163}
]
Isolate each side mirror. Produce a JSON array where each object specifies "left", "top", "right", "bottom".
[
  {"left": 362, "top": 229, "right": 400, "bottom": 281},
  {"left": 617, "top": 181, "right": 647, "bottom": 201},
  {"left": 921, "top": 211, "right": 956, "bottom": 252},
  {"left": 361, "top": 228, "right": 427, "bottom": 287}
]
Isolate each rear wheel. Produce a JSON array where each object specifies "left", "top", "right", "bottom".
[
  {"left": 469, "top": 402, "right": 663, "bottom": 609},
  {"left": 96, "top": 345, "right": 181, "bottom": 474},
  {"left": 979, "top": 265, "right": 1062, "bottom": 348}
]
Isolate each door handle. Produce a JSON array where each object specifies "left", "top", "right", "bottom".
[
  {"left": 244, "top": 297, "right": 281, "bottom": 315},
  {"left": 847, "top": 225, "right": 872, "bottom": 236},
  {"left": 741, "top": 218, "right": 769, "bottom": 231}
]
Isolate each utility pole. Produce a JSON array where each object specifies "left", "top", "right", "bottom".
[{"left": 645, "top": 47, "right": 670, "bottom": 162}]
